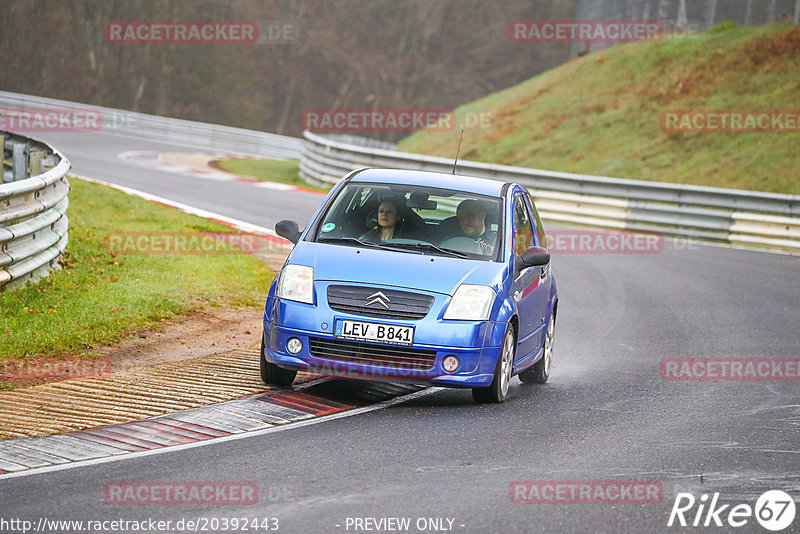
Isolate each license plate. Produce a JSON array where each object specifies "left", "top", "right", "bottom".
[{"left": 334, "top": 319, "right": 414, "bottom": 346}]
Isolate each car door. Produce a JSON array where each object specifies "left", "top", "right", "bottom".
[
  {"left": 510, "top": 191, "right": 550, "bottom": 366},
  {"left": 525, "top": 190, "right": 553, "bottom": 334}
]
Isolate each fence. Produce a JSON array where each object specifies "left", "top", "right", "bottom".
[
  {"left": 1, "top": 131, "right": 71, "bottom": 291},
  {"left": 0, "top": 90, "right": 302, "bottom": 160},
  {"left": 2, "top": 90, "right": 797, "bottom": 255},
  {"left": 300, "top": 130, "right": 800, "bottom": 252}
]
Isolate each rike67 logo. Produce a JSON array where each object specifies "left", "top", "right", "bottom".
[{"left": 668, "top": 490, "right": 796, "bottom": 531}]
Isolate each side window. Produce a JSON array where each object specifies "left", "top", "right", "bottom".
[
  {"left": 513, "top": 195, "right": 534, "bottom": 256},
  {"left": 525, "top": 193, "right": 547, "bottom": 248}
]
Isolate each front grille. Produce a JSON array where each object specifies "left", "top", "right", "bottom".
[
  {"left": 309, "top": 337, "right": 436, "bottom": 371},
  {"left": 327, "top": 285, "right": 435, "bottom": 320}
]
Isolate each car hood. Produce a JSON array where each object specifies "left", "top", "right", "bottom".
[{"left": 288, "top": 241, "right": 506, "bottom": 295}]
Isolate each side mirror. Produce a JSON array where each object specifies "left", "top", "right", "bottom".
[
  {"left": 275, "top": 220, "right": 302, "bottom": 244},
  {"left": 520, "top": 246, "right": 550, "bottom": 267}
]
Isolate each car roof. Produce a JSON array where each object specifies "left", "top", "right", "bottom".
[{"left": 349, "top": 168, "right": 508, "bottom": 197}]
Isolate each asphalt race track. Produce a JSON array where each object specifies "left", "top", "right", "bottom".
[{"left": 1, "top": 129, "right": 799, "bottom": 533}]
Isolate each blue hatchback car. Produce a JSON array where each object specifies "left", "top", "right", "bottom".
[{"left": 262, "top": 168, "right": 557, "bottom": 403}]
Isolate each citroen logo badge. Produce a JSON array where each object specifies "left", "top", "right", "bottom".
[{"left": 366, "top": 291, "right": 391, "bottom": 309}]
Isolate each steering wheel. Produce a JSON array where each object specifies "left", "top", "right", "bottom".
[{"left": 439, "top": 236, "right": 486, "bottom": 255}]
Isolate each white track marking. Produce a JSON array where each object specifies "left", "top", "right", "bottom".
[{"left": 0, "top": 387, "right": 442, "bottom": 480}]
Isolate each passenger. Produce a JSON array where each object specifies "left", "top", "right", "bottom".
[
  {"left": 456, "top": 199, "right": 496, "bottom": 253},
  {"left": 360, "top": 197, "right": 405, "bottom": 242}
]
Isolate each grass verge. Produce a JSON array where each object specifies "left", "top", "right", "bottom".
[
  {"left": 212, "top": 157, "right": 330, "bottom": 193},
  {"left": 0, "top": 177, "right": 274, "bottom": 367}
]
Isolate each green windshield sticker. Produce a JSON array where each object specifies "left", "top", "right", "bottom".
[{"left": 321, "top": 223, "right": 336, "bottom": 232}]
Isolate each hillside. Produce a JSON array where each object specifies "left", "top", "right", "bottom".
[{"left": 397, "top": 24, "right": 800, "bottom": 194}]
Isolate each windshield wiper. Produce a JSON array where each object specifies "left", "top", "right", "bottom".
[
  {"left": 317, "top": 237, "right": 413, "bottom": 254},
  {"left": 387, "top": 242, "right": 469, "bottom": 258},
  {"left": 318, "top": 237, "right": 466, "bottom": 257},
  {"left": 317, "top": 236, "right": 380, "bottom": 248}
]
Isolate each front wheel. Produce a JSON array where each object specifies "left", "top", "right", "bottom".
[
  {"left": 519, "top": 312, "right": 554, "bottom": 384},
  {"left": 472, "top": 326, "right": 515, "bottom": 404},
  {"left": 260, "top": 336, "right": 297, "bottom": 387}
]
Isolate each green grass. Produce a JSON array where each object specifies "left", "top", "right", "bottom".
[
  {"left": 398, "top": 24, "right": 800, "bottom": 194},
  {"left": 213, "top": 157, "right": 330, "bottom": 193},
  {"left": 0, "top": 177, "right": 274, "bottom": 365}
]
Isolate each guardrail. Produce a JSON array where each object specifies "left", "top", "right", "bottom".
[
  {"left": 0, "top": 91, "right": 302, "bottom": 160},
  {"left": 300, "top": 130, "right": 800, "bottom": 252},
  {"left": 1, "top": 131, "right": 71, "bottom": 291}
]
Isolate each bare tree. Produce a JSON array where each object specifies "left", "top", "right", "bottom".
[
  {"left": 705, "top": 0, "right": 717, "bottom": 27},
  {"left": 658, "top": 0, "right": 671, "bottom": 24},
  {"left": 745, "top": 0, "right": 755, "bottom": 24},
  {"left": 677, "top": 0, "right": 688, "bottom": 30},
  {"left": 767, "top": 0, "right": 777, "bottom": 22}
]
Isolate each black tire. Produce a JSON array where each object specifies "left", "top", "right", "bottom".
[
  {"left": 519, "top": 312, "right": 554, "bottom": 384},
  {"left": 260, "top": 336, "right": 297, "bottom": 387},
  {"left": 472, "top": 326, "right": 516, "bottom": 404}
]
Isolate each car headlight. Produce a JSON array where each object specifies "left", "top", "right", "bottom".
[
  {"left": 277, "top": 265, "right": 314, "bottom": 304},
  {"left": 443, "top": 284, "right": 495, "bottom": 321}
]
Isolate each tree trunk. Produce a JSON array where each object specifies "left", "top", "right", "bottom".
[
  {"left": 677, "top": 0, "right": 688, "bottom": 30},
  {"left": 705, "top": 0, "right": 717, "bottom": 28}
]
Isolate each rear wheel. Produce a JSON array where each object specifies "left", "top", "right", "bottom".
[
  {"left": 260, "top": 336, "right": 297, "bottom": 387},
  {"left": 472, "top": 326, "right": 515, "bottom": 404},
  {"left": 519, "top": 312, "right": 554, "bottom": 384}
]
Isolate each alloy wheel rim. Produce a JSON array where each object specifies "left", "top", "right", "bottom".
[
  {"left": 543, "top": 317, "right": 554, "bottom": 376},
  {"left": 500, "top": 331, "right": 514, "bottom": 396}
]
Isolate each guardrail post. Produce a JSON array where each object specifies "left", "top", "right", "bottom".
[
  {"left": 12, "top": 141, "right": 29, "bottom": 182},
  {"left": 29, "top": 149, "right": 45, "bottom": 177},
  {"left": 1, "top": 133, "right": 7, "bottom": 184}
]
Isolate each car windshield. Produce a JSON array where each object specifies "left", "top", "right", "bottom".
[{"left": 312, "top": 182, "right": 503, "bottom": 261}]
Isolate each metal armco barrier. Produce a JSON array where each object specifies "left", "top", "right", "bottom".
[
  {"left": 0, "top": 131, "right": 71, "bottom": 291},
  {"left": 300, "top": 130, "right": 800, "bottom": 252},
  {"left": 0, "top": 91, "right": 302, "bottom": 159}
]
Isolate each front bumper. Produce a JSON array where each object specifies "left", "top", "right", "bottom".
[{"left": 263, "top": 290, "right": 503, "bottom": 388}]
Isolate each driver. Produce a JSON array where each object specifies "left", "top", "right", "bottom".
[{"left": 456, "top": 199, "right": 496, "bottom": 254}]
